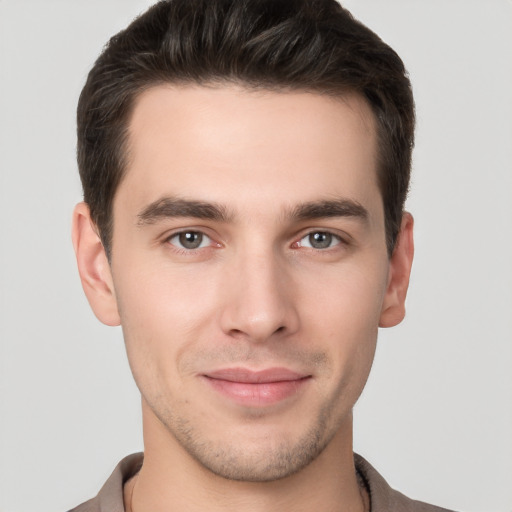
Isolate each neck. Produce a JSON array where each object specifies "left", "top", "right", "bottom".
[{"left": 126, "top": 404, "right": 366, "bottom": 512}]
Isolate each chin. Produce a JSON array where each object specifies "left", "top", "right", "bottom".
[{"left": 167, "top": 411, "right": 338, "bottom": 482}]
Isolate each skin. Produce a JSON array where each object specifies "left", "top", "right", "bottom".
[{"left": 72, "top": 85, "right": 414, "bottom": 512}]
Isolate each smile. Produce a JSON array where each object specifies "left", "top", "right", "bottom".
[{"left": 201, "top": 367, "right": 312, "bottom": 406}]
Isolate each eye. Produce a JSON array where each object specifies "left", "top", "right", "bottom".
[
  {"left": 168, "top": 231, "right": 212, "bottom": 250},
  {"left": 298, "top": 231, "right": 342, "bottom": 249}
]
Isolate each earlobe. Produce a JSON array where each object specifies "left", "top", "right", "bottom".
[
  {"left": 71, "top": 202, "right": 121, "bottom": 326},
  {"left": 379, "top": 212, "right": 414, "bottom": 328}
]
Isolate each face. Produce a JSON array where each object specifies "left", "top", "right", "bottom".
[{"left": 75, "top": 84, "right": 412, "bottom": 482}]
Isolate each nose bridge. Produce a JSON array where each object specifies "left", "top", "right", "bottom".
[{"left": 220, "top": 240, "right": 298, "bottom": 342}]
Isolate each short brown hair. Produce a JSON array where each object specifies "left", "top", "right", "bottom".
[{"left": 77, "top": 0, "right": 415, "bottom": 257}]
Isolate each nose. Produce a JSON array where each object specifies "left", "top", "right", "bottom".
[{"left": 219, "top": 248, "right": 300, "bottom": 343}]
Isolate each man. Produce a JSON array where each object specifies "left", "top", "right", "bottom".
[{"left": 69, "top": 0, "right": 452, "bottom": 510}]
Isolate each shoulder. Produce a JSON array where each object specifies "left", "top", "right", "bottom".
[
  {"left": 355, "top": 453, "right": 459, "bottom": 512},
  {"left": 67, "top": 453, "right": 143, "bottom": 512}
]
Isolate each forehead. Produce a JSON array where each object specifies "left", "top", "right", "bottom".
[{"left": 119, "top": 84, "right": 381, "bottom": 221}]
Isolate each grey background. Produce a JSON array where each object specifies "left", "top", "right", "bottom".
[{"left": 0, "top": 1, "right": 511, "bottom": 511}]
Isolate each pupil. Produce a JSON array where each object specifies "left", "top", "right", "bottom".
[
  {"left": 179, "top": 232, "right": 202, "bottom": 249},
  {"left": 310, "top": 232, "right": 331, "bottom": 249}
]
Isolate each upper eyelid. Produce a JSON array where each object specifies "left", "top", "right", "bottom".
[
  {"left": 299, "top": 230, "right": 342, "bottom": 239},
  {"left": 295, "top": 228, "right": 351, "bottom": 244},
  {"left": 296, "top": 231, "right": 345, "bottom": 248},
  {"left": 163, "top": 226, "right": 214, "bottom": 241},
  {"left": 160, "top": 227, "right": 351, "bottom": 246},
  {"left": 165, "top": 230, "right": 216, "bottom": 253},
  {"left": 167, "top": 230, "right": 210, "bottom": 239}
]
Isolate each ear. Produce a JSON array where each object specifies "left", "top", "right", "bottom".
[
  {"left": 71, "top": 202, "right": 121, "bottom": 326},
  {"left": 379, "top": 212, "right": 414, "bottom": 328}
]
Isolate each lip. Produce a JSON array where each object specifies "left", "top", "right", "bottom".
[{"left": 201, "top": 367, "right": 311, "bottom": 407}]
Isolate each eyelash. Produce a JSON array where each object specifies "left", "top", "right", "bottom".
[
  {"left": 164, "top": 229, "right": 348, "bottom": 253},
  {"left": 165, "top": 230, "right": 218, "bottom": 253},
  {"left": 294, "top": 231, "right": 345, "bottom": 250}
]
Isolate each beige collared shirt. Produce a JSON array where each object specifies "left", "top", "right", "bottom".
[{"left": 67, "top": 453, "right": 456, "bottom": 512}]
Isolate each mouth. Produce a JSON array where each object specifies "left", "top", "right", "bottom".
[{"left": 201, "top": 367, "right": 312, "bottom": 407}]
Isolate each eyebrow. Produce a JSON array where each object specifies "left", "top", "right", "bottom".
[
  {"left": 291, "top": 199, "right": 369, "bottom": 222},
  {"left": 137, "top": 196, "right": 368, "bottom": 226},
  {"left": 137, "top": 197, "right": 231, "bottom": 225}
]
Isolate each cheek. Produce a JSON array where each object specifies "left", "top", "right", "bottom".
[
  {"left": 298, "top": 262, "right": 386, "bottom": 384},
  {"left": 111, "top": 261, "right": 217, "bottom": 386},
  {"left": 300, "top": 258, "right": 388, "bottom": 333},
  {"left": 114, "top": 252, "right": 218, "bottom": 327}
]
